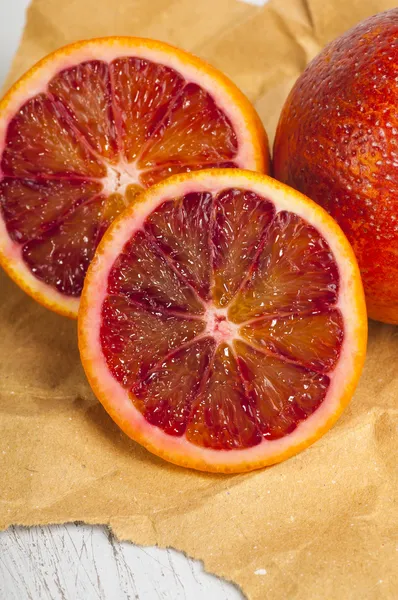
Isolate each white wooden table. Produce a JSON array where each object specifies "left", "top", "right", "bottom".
[
  {"left": 0, "top": 524, "right": 242, "bottom": 599},
  {"left": 0, "top": 1, "right": 248, "bottom": 598}
]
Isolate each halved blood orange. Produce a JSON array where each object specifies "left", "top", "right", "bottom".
[
  {"left": 78, "top": 169, "right": 367, "bottom": 473},
  {"left": 0, "top": 37, "right": 268, "bottom": 318}
]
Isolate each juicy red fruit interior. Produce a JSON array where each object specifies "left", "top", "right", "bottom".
[
  {"left": 101, "top": 188, "right": 344, "bottom": 450},
  {"left": 0, "top": 57, "right": 239, "bottom": 297}
]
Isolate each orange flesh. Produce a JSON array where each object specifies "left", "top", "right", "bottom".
[
  {"left": 100, "top": 188, "right": 344, "bottom": 449},
  {"left": 0, "top": 58, "right": 239, "bottom": 297}
]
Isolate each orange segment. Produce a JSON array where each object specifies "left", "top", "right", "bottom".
[
  {"left": 111, "top": 57, "right": 184, "bottom": 162},
  {"left": 101, "top": 192, "right": 127, "bottom": 223},
  {"left": 0, "top": 178, "right": 101, "bottom": 243},
  {"left": 133, "top": 338, "right": 215, "bottom": 437},
  {"left": 240, "top": 310, "right": 344, "bottom": 372},
  {"left": 0, "top": 38, "right": 268, "bottom": 317},
  {"left": 125, "top": 184, "right": 144, "bottom": 203},
  {"left": 228, "top": 211, "right": 339, "bottom": 323},
  {"left": 145, "top": 191, "right": 213, "bottom": 299},
  {"left": 138, "top": 83, "right": 238, "bottom": 168},
  {"left": 186, "top": 344, "right": 261, "bottom": 449},
  {"left": 139, "top": 160, "right": 237, "bottom": 187},
  {"left": 212, "top": 188, "right": 275, "bottom": 307},
  {"left": 235, "top": 340, "right": 330, "bottom": 440},
  {"left": 108, "top": 230, "right": 204, "bottom": 315},
  {"left": 1, "top": 94, "right": 105, "bottom": 178},
  {"left": 79, "top": 169, "right": 367, "bottom": 473},
  {"left": 101, "top": 295, "right": 205, "bottom": 387},
  {"left": 22, "top": 197, "right": 105, "bottom": 297},
  {"left": 48, "top": 60, "right": 118, "bottom": 162}
]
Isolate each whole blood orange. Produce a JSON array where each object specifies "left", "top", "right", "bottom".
[
  {"left": 0, "top": 37, "right": 268, "bottom": 318},
  {"left": 274, "top": 9, "right": 398, "bottom": 324},
  {"left": 78, "top": 169, "right": 367, "bottom": 473}
]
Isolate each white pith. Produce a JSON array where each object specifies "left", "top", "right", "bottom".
[
  {"left": 102, "top": 163, "right": 142, "bottom": 196},
  {"left": 79, "top": 169, "right": 367, "bottom": 472},
  {"left": 203, "top": 305, "right": 239, "bottom": 344}
]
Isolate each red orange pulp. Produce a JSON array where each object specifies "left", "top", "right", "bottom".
[{"left": 79, "top": 169, "right": 367, "bottom": 473}]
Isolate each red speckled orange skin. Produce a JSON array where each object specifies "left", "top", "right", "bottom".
[{"left": 273, "top": 9, "right": 398, "bottom": 324}]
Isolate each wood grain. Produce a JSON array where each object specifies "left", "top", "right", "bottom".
[{"left": 0, "top": 524, "right": 244, "bottom": 600}]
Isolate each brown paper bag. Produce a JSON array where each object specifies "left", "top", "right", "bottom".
[{"left": 1, "top": 1, "right": 397, "bottom": 598}]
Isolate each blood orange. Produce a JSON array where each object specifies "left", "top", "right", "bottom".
[
  {"left": 0, "top": 37, "right": 268, "bottom": 318},
  {"left": 273, "top": 9, "right": 398, "bottom": 324},
  {"left": 78, "top": 169, "right": 367, "bottom": 473}
]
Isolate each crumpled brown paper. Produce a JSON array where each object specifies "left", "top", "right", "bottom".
[{"left": 1, "top": 0, "right": 397, "bottom": 598}]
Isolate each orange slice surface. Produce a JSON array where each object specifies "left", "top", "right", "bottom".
[
  {"left": 79, "top": 170, "right": 367, "bottom": 473},
  {"left": 0, "top": 37, "right": 268, "bottom": 317}
]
